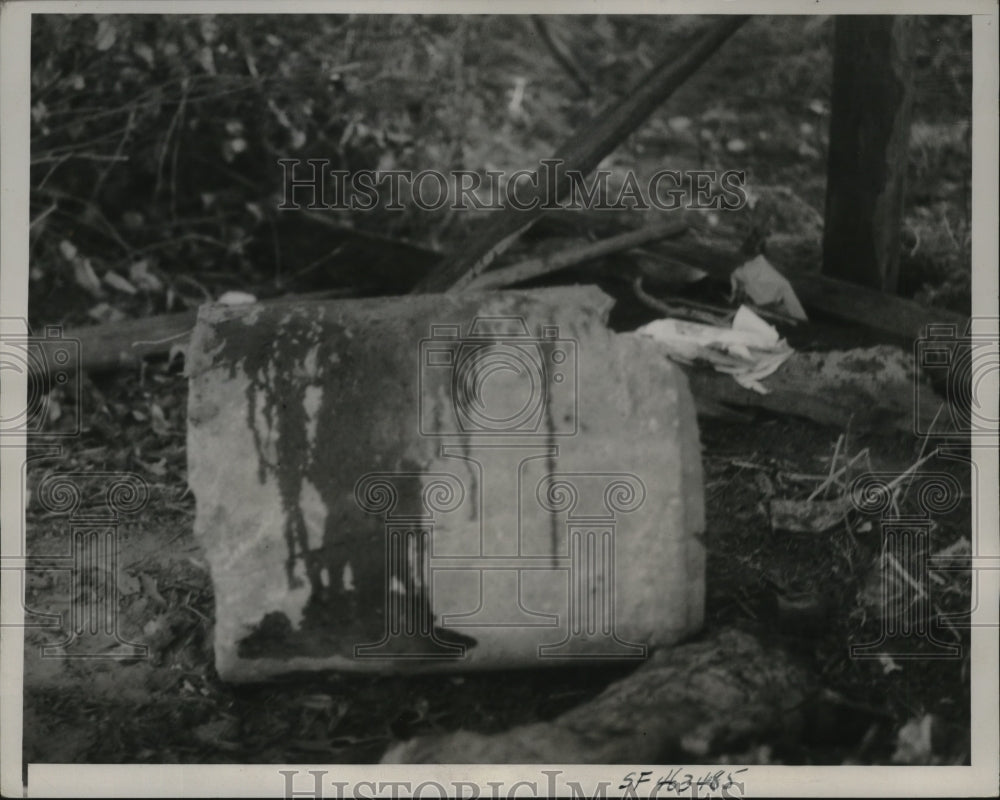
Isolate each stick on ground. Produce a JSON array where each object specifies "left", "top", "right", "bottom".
[{"left": 467, "top": 219, "right": 687, "bottom": 290}]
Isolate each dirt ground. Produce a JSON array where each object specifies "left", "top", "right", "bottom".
[
  {"left": 22, "top": 328, "right": 972, "bottom": 765},
  {"left": 21, "top": 14, "right": 974, "bottom": 769}
]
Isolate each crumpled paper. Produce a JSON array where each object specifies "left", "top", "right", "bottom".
[
  {"left": 730, "top": 254, "right": 808, "bottom": 321},
  {"left": 635, "top": 305, "right": 794, "bottom": 394}
]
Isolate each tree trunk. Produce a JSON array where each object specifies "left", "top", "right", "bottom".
[{"left": 822, "top": 16, "right": 915, "bottom": 293}]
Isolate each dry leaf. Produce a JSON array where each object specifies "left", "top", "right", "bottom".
[
  {"left": 217, "top": 290, "right": 257, "bottom": 305},
  {"left": 139, "top": 572, "right": 168, "bottom": 608},
  {"left": 892, "top": 714, "right": 935, "bottom": 765},
  {"left": 144, "top": 458, "right": 168, "bottom": 477},
  {"left": 197, "top": 45, "right": 217, "bottom": 75},
  {"left": 58, "top": 239, "right": 78, "bottom": 260},
  {"left": 95, "top": 18, "right": 117, "bottom": 51},
  {"left": 87, "top": 303, "right": 125, "bottom": 323},
  {"left": 878, "top": 654, "right": 902, "bottom": 675},
  {"left": 133, "top": 43, "right": 154, "bottom": 67},
  {"left": 73, "top": 258, "right": 103, "bottom": 296},
  {"left": 115, "top": 570, "right": 141, "bottom": 596},
  {"left": 129, "top": 260, "right": 163, "bottom": 292},
  {"left": 104, "top": 270, "right": 137, "bottom": 295},
  {"left": 149, "top": 402, "right": 170, "bottom": 435}
]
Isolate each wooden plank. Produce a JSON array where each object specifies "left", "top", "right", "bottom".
[
  {"left": 50, "top": 227, "right": 966, "bottom": 379},
  {"left": 412, "top": 15, "right": 749, "bottom": 294},
  {"left": 682, "top": 349, "right": 939, "bottom": 434},
  {"left": 382, "top": 627, "right": 814, "bottom": 763},
  {"left": 69, "top": 311, "right": 196, "bottom": 374},
  {"left": 64, "top": 309, "right": 941, "bottom": 436},
  {"left": 49, "top": 290, "right": 360, "bottom": 375},
  {"left": 57, "top": 246, "right": 963, "bottom": 377},
  {"left": 647, "top": 238, "right": 966, "bottom": 343},
  {"left": 822, "top": 16, "right": 915, "bottom": 293}
]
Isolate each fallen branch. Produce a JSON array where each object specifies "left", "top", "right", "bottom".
[
  {"left": 646, "top": 239, "right": 968, "bottom": 343},
  {"left": 47, "top": 230, "right": 962, "bottom": 385},
  {"left": 633, "top": 274, "right": 802, "bottom": 327},
  {"left": 412, "top": 16, "right": 749, "bottom": 294},
  {"left": 66, "top": 310, "right": 197, "bottom": 374},
  {"left": 382, "top": 627, "right": 814, "bottom": 763},
  {"left": 43, "top": 289, "right": 360, "bottom": 375},
  {"left": 468, "top": 219, "right": 687, "bottom": 290},
  {"left": 679, "top": 345, "right": 941, "bottom": 433}
]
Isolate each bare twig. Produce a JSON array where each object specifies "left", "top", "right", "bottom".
[
  {"left": 29, "top": 202, "right": 58, "bottom": 229},
  {"left": 899, "top": 406, "right": 942, "bottom": 505},
  {"left": 632, "top": 276, "right": 729, "bottom": 325},
  {"left": 35, "top": 153, "right": 73, "bottom": 190},
  {"left": 531, "top": 16, "right": 592, "bottom": 97},
  {"left": 175, "top": 274, "right": 213, "bottom": 303},
  {"left": 155, "top": 78, "right": 190, "bottom": 202},
  {"left": 414, "top": 15, "right": 749, "bottom": 293},
  {"left": 808, "top": 447, "right": 870, "bottom": 502},
  {"left": 37, "top": 188, "right": 135, "bottom": 255},
  {"left": 884, "top": 449, "right": 939, "bottom": 495},
  {"left": 169, "top": 83, "right": 190, "bottom": 222},
  {"left": 810, "top": 434, "right": 845, "bottom": 501},
  {"left": 91, "top": 106, "right": 137, "bottom": 200},
  {"left": 30, "top": 152, "right": 130, "bottom": 166},
  {"left": 468, "top": 220, "right": 687, "bottom": 290}
]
